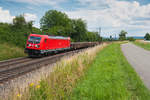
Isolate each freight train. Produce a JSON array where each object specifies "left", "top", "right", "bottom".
[{"left": 24, "top": 34, "right": 99, "bottom": 57}]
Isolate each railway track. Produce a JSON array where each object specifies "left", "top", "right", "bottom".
[
  {"left": 0, "top": 57, "right": 34, "bottom": 72},
  {"left": 0, "top": 57, "right": 28, "bottom": 65},
  {"left": 0, "top": 49, "right": 82, "bottom": 84}
]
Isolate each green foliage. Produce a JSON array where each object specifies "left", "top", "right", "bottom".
[
  {"left": 127, "top": 37, "right": 136, "bottom": 41},
  {"left": 0, "top": 43, "right": 26, "bottom": 61},
  {"left": 13, "top": 15, "right": 26, "bottom": 29},
  {"left": 0, "top": 15, "right": 42, "bottom": 47},
  {"left": 40, "top": 10, "right": 101, "bottom": 42},
  {"left": 32, "top": 27, "right": 42, "bottom": 34},
  {"left": 47, "top": 26, "right": 66, "bottom": 36},
  {"left": 102, "top": 37, "right": 118, "bottom": 42},
  {"left": 119, "top": 30, "right": 128, "bottom": 40},
  {"left": 85, "top": 31, "right": 101, "bottom": 42},
  {"left": 69, "top": 43, "right": 150, "bottom": 100},
  {"left": 40, "top": 10, "right": 71, "bottom": 31},
  {"left": 70, "top": 19, "right": 87, "bottom": 41},
  {"left": 144, "top": 33, "right": 150, "bottom": 40}
]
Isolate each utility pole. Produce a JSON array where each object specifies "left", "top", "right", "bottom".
[{"left": 98, "top": 27, "right": 101, "bottom": 37}]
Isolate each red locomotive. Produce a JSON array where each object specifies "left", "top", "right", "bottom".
[
  {"left": 25, "top": 34, "right": 70, "bottom": 56},
  {"left": 25, "top": 34, "right": 100, "bottom": 57}
]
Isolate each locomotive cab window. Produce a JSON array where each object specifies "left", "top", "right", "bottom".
[{"left": 28, "top": 36, "right": 41, "bottom": 44}]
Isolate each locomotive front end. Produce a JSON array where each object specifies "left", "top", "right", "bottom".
[{"left": 25, "top": 34, "right": 43, "bottom": 56}]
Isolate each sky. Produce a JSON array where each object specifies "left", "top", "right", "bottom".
[{"left": 0, "top": 0, "right": 150, "bottom": 37}]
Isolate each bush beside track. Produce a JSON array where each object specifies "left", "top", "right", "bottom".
[{"left": 0, "top": 43, "right": 26, "bottom": 61}]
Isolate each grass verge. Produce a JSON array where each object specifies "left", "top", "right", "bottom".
[
  {"left": 133, "top": 41, "right": 150, "bottom": 50},
  {"left": 68, "top": 43, "right": 150, "bottom": 100},
  {"left": 11, "top": 44, "right": 107, "bottom": 100},
  {"left": 0, "top": 43, "right": 26, "bottom": 61}
]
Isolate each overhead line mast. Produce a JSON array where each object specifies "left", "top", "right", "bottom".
[{"left": 99, "top": 27, "right": 101, "bottom": 37}]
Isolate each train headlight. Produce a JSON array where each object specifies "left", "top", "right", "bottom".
[
  {"left": 27, "top": 44, "right": 31, "bottom": 47},
  {"left": 35, "top": 45, "right": 40, "bottom": 48}
]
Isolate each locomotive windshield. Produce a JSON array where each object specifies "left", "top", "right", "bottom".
[{"left": 28, "top": 36, "right": 41, "bottom": 44}]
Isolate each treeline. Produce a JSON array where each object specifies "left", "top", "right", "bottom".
[
  {"left": 0, "top": 10, "right": 101, "bottom": 48},
  {"left": 103, "top": 30, "right": 135, "bottom": 41},
  {"left": 0, "top": 15, "right": 40, "bottom": 47},
  {"left": 40, "top": 10, "right": 101, "bottom": 42}
]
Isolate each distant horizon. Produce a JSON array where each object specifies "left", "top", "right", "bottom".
[{"left": 103, "top": 36, "right": 145, "bottom": 39}]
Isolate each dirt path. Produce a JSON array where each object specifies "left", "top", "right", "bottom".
[{"left": 121, "top": 43, "right": 150, "bottom": 89}]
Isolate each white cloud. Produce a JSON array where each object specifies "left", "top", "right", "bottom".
[
  {"left": 0, "top": 7, "right": 37, "bottom": 27},
  {"left": 7, "top": 0, "right": 66, "bottom": 6},
  {"left": 24, "top": 13, "right": 37, "bottom": 22},
  {"left": 0, "top": 7, "right": 15, "bottom": 23},
  {"left": 77, "top": 0, "right": 108, "bottom": 8},
  {"left": 66, "top": 0, "right": 150, "bottom": 36}
]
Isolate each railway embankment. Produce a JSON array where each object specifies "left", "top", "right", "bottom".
[{"left": 0, "top": 43, "right": 107, "bottom": 100}]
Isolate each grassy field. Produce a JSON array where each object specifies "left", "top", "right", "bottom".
[
  {"left": 0, "top": 43, "right": 26, "bottom": 61},
  {"left": 68, "top": 43, "right": 150, "bottom": 100},
  {"left": 133, "top": 41, "right": 150, "bottom": 50}
]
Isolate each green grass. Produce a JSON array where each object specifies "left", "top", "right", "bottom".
[
  {"left": 133, "top": 41, "right": 150, "bottom": 50},
  {"left": 0, "top": 43, "right": 26, "bottom": 61},
  {"left": 68, "top": 43, "right": 150, "bottom": 100}
]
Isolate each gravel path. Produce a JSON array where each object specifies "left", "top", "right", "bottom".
[{"left": 121, "top": 43, "right": 150, "bottom": 89}]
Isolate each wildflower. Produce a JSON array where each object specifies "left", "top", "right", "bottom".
[
  {"left": 17, "top": 93, "right": 21, "bottom": 98},
  {"left": 30, "top": 82, "right": 34, "bottom": 87},
  {"left": 36, "top": 85, "right": 40, "bottom": 89}
]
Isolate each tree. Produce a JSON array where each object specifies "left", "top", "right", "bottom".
[
  {"left": 27, "top": 21, "right": 34, "bottom": 33},
  {"left": 13, "top": 15, "right": 26, "bottom": 29},
  {"left": 47, "top": 26, "right": 66, "bottom": 36},
  {"left": 40, "top": 10, "right": 70, "bottom": 31},
  {"left": 85, "top": 31, "right": 101, "bottom": 42},
  {"left": 144, "top": 33, "right": 150, "bottom": 40},
  {"left": 110, "top": 35, "right": 112, "bottom": 41},
  {"left": 119, "top": 30, "right": 127, "bottom": 40},
  {"left": 9, "top": 15, "right": 38, "bottom": 47},
  {"left": 71, "top": 19, "right": 87, "bottom": 41}
]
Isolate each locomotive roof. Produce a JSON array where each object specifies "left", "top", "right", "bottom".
[
  {"left": 30, "top": 34, "right": 70, "bottom": 40},
  {"left": 48, "top": 36, "right": 69, "bottom": 40},
  {"left": 30, "top": 34, "right": 47, "bottom": 37}
]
